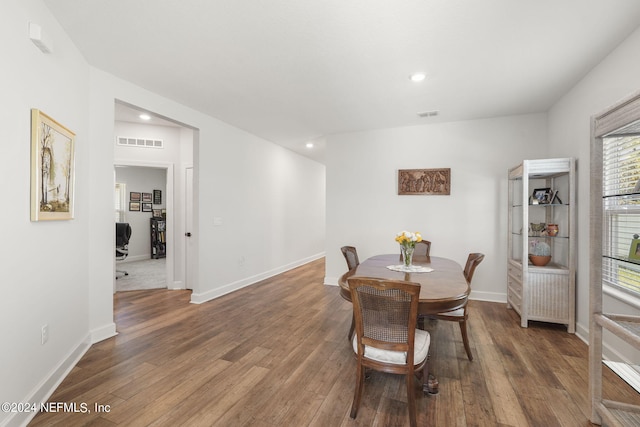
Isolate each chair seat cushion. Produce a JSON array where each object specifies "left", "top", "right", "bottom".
[{"left": 352, "top": 329, "right": 430, "bottom": 365}]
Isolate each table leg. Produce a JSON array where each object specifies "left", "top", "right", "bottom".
[{"left": 421, "top": 317, "right": 439, "bottom": 395}]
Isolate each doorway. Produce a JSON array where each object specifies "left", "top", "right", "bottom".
[
  {"left": 114, "top": 164, "right": 169, "bottom": 291},
  {"left": 113, "top": 101, "right": 196, "bottom": 293}
]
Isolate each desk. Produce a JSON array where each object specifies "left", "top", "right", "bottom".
[{"left": 339, "top": 254, "right": 469, "bottom": 394}]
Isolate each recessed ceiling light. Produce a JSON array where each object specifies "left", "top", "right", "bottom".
[
  {"left": 409, "top": 72, "right": 426, "bottom": 82},
  {"left": 139, "top": 114, "right": 151, "bottom": 120},
  {"left": 306, "top": 142, "right": 314, "bottom": 148}
]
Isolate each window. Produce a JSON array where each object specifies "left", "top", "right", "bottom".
[
  {"left": 602, "top": 121, "right": 640, "bottom": 296},
  {"left": 115, "top": 182, "right": 126, "bottom": 222}
]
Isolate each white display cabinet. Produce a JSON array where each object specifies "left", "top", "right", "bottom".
[{"left": 507, "top": 158, "right": 576, "bottom": 332}]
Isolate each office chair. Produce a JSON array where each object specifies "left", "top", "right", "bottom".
[{"left": 115, "top": 222, "right": 132, "bottom": 279}]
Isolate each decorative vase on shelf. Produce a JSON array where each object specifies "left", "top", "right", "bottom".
[
  {"left": 401, "top": 245, "right": 414, "bottom": 268},
  {"left": 547, "top": 224, "right": 559, "bottom": 237},
  {"left": 529, "top": 240, "right": 551, "bottom": 266},
  {"left": 529, "top": 255, "right": 551, "bottom": 266}
]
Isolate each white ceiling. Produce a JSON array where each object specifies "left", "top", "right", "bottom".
[{"left": 45, "top": 0, "right": 640, "bottom": 163}]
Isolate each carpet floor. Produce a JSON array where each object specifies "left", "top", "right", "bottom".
[{"left": 116, "top": 258, "right": 167, "bottom": 292}]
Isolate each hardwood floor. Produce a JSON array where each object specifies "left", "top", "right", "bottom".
[{"left": 30, "top": 258, "right": 640, "bottom": 426}]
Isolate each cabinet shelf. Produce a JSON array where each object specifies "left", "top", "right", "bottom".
[
  {"left": 603, "top": 192, "right": 640, "bottom": 199},
  {"left": 603, "top": 255, "right": 640, "bottom": 266},
  {"left": 595, "top": 314, "right": 640, "bottom": 346},
  {"left": 511, "top": 231, "right": 569, "bottom": 238},
  {"left": 596, "top": 400, "right": 640, "bottom": 426}
]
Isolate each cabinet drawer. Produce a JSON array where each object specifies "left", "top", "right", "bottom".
[
  {"left": 508, "top": 289, "right": 522, "bottom": 313},
  {"left": 508, "top": 277, "right": 522, "bottom": 295},
  {"left": 507, "top": 262, "right": 523, "bottom": 282}
]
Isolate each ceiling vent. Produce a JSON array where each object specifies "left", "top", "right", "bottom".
[
  {"left": 417, "top": 110, "right": 439, "bottom": 118},
  {"left": 116, "top": 136, "right": 163, "bottom": 149}
]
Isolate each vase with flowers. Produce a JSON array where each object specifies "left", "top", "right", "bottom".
[{"left": 395, "top": 230, "right": 423, "bottom": 268}]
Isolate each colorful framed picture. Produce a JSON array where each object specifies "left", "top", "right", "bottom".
[
  {"left": 153, "top": 209, "right": 162, "bottom": 217},
  {"left": 142, "top": 192, "right": 152, "bottom": 202},
  {"left": 30, "top": 109, "right": 76, "bottom": 221},
  {"left": 129, "top": 202, "right": 140, "bottom": 211},
  {"left": 130, "top": 192, "right": 141, "bottom": 202}
]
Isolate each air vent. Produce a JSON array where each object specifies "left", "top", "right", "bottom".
[
  {"left": 417, "top": 110, "right": 439, "bottom": 118},
  {"left": 116, "top": 136, "right": 163, "bottom": 149}
]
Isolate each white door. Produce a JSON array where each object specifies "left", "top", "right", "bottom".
[{"left": 185, "top": 167, "right": 194, "bottom": 290}]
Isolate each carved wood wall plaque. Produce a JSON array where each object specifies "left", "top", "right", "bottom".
[{"left": 398, "top": 168, "right": 451, "bottom": 195}]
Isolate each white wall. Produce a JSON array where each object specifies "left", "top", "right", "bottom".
[
  {"left": 0, "top": 1, "right": 94, "bottom": 425},
  {"left": 89, "top": 70, "right": 327, "bottom": 303},
  {"left": 324, "top": 114, "right": 549, "bottom": 304},
  {"left": 1, "top": 2, "right": 326, "bottom": 426},
  {"left": 548, "top": 26, "right": 640, "bottom": 361}
]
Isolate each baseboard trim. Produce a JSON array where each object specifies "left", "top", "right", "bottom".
[
  {"left": 470, "top": 290, "right": 507, "bottom": 303},
  {"left": 190, "top": 253, "right": 325, "bottom": 304},
  {"left": 604, "top": 361, "right": 640, "bottom": 393},
  {"left": 4, "top": 335, "right": 92, "bottom": 427},
  {"left": 90, "top": 322, "right": 117, "bottom": 344}
]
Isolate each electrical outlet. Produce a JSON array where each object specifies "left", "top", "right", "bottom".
[{"left": 41, "top": 324, "right": 49, "bottom": 345}]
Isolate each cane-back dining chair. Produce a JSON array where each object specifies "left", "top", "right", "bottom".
[
  {"left": 348, "top": 277, "right": 430, "bottom": 427},
  {"left": 432, "top": 252, "right": 484, "bottom": 361},
  {"left": 399, "top": 240, "right": 431, "bottom": 261},
  {"left": 341, "top": 246, "right": 360, "bottom": 270},
  {"left": 340, "top": 246, "right": 360, "bottom": 341}
]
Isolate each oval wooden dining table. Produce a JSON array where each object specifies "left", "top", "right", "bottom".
[
  {"left": 339, "top": 254, "right": 469, "bottom": 314},
  {"left": 339, "top": 254, "right": 470, "bottom": 394}
]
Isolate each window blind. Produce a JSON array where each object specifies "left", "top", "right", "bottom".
[{"left": 603, "top": 129, "right": 640, "bottom": 295}]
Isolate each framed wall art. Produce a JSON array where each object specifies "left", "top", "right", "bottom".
[
  {"left": 129, "top": 202, "right": 140, "bottom": 211},
  {"left": 398, "top": 168, "right": 451, "bottom": 195},
  {"left": 142, "top": 192, "right": 152, "bottom": 202},
  {"left": 130, "top": 192, "right": 141, "bottom": 202},
  {"left": 153, "top": 189, "right": 162, "bottom": 204},
  {"left": 30, "top": 109, "right": 76, "bottom": 221},
  {"left": 142, "top": 202, "right": 152, "bottom": 212}
]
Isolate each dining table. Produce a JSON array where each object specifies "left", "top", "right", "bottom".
[{"left": 339, "top": 253, "right": 470, "bottom": 394}]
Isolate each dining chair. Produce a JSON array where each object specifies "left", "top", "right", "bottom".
[
  {"left": 341, "top": 245, "right": 360, "bottom": 270},
  {"left": 340, "top": 246, "right": 360, "bottom": 341},
  {"left": 433, "top": 252, "right": 484, "bottom": 361},
  {"left": 399, "top": 240, "right": 431, "bottom": 261},
  {"left": 348, "top": 277, "right": 430, "bottom": 427}
]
